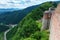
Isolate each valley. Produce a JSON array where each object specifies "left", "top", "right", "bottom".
[
  {"left": 4, "top": 24, "right": 17, "bottom": 40},
  {"left": 6, "top": 2, "right": 58, "bottom": 40},
  {"left": 0, "top": 1, "right": 60, "bottom": 40},
  {"left": 0, "top": 3, "right": 39, "bottom": 40}
]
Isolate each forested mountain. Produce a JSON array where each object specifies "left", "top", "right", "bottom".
[
  {"left": 0, "top": 8, "right": 20, "bottom": 13},
  {"left": 6, "top": 1, "right": 59, "bottom": 40},
  {"left": 0, "top": 25, "right": 9, "bottom": 32},
  {"left": 0, "top": 5, "right": 39, "bottom": 24}
]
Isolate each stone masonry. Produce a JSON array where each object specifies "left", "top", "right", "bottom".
[
  {"left": 41, "top": 7, "right": 54, "bottom": 30},
  {"left": 49, "top": 4, "right": 60, "bottom": 40}
]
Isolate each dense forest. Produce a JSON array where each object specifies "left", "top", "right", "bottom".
[
  {"left": 6, "top": 2, "right": 58, "bottom": 40},
  {"left": 0, "top": 5, "right": 39, "bottom": 24},
  {"left": 0, "top": 32, "right": 4, "bottom": 40},
  {"left": 0, "top": 25, "right": 9, "bottom": 32},
  {"left": 0, "top": 25, "right": 9, "bottom": 40}
]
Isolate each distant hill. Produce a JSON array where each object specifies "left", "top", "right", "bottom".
[
  {"left": 0, "top": 5, "right": 39, "bottom": 24},
  {"left": 7, "top": 1, "right": 60, "bottom": 40},
  {"left": 0, "top": 8, "right": 21, "bottom": 13}
]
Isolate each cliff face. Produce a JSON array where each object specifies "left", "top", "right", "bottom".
[{"left": 49, "top": 4, "right": 60, "bottom": 40}]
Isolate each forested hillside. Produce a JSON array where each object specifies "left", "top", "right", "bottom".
[
  {"left": 0, "top": 25, "right": 9, "bottom": 32},
  {"left": 0, "top": 5, "right": 39, "bottom": 24},
  {"left": 0, "top": 32, "right": 4, "bottom": 40},
  {"left": 0, "top": 25, "right": 9, "bottom": 40},
  {"left": 6, "top": 2, "right": 58, "bottom": 40}
]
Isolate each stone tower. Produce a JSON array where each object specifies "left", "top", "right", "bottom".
[
  {"left": 49, "top": 4, "right": 60, "bottom": 40},
  {"left": 41, "top": 7, "right": 54, "bottom": 30},
  {"left": 41, "top": 11, "right": 50, "bottom": 30}
]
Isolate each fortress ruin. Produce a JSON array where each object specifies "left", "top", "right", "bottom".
[{"left": 42, "top": 3, "right": 60, "bottom": 40}]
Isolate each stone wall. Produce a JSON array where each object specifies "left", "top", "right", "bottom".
[
  {"left": 49, "top": 4, "right": 60, "bottom": 40},
  {"left": 41, "top": 10, "right": 52, "bottom": 30}
]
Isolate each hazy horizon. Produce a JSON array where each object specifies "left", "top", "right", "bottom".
[{"left": 0, "top": 0, "right": 59, "bottom": 9}]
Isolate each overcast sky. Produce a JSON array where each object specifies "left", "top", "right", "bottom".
[{"left": 0, "top": 0, "right": 59, "bottom": 9}]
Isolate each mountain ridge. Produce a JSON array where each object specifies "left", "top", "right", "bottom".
[
  {"left": 6, "top": 1, "right": 59, "bottom": 40},
  {"left": 0, "top": 4, "right": 40, "bottom": 24}
]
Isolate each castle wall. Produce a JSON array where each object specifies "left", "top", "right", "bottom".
[
  {"left": 49, "top": 4, "right": 60, "bottom": 40},
  {"left": 41, "top": 11, "right": 51, "bottom": 30}
]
